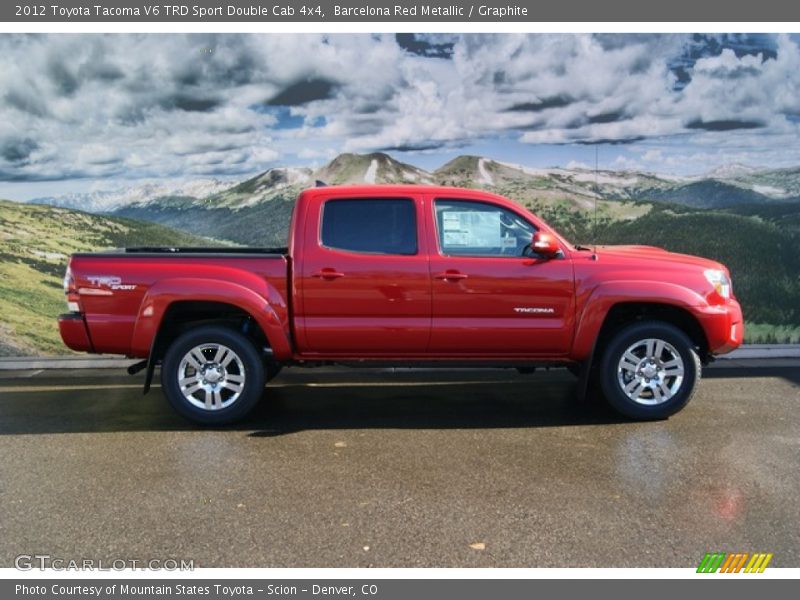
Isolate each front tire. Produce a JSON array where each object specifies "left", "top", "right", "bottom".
[
  {"left": 161, "top": 325, "right": 265, "bottom": 425},
  {"left": 599, "top": 321, "right": 701, "bottom": 420}
]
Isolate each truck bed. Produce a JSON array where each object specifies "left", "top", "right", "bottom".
[{"left": 63, "top": 247, "right": 290, "bottom": 356}]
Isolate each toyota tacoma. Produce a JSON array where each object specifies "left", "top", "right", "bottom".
[{"left": 58, "top": 185, "right": 743, "bottom": 424}]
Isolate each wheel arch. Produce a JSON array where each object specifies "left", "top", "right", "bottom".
[
  {"left": 131, "top": 278, "right": 291, "bottom": 394},
  {"left": 573, "top": 296, "right": 710, "bottom": 403},
  {"left": 150, "top": 299, "right": 273, "bottom": 362},
  {"left": 572, "top": 281, "right": 710, "bottom": 365},
  {"left": 131, "top": 277, "right": 292, "bottom": 361},
  {"left": 595, "top": 302, "right": 709, "bottom": 363}
]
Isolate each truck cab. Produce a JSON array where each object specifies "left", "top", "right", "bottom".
[{"left": 291, "top": 186, "right": 575, "bottom": 357}]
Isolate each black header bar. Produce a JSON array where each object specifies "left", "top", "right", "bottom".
[{"left": 4, "top": 0, "right": 800, "bottom": 22}]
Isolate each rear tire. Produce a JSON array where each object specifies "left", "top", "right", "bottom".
[
  {"left": 161, "top": 325, "right": 265, "bottom": 425},
  {"left": 599, "top": 321, "right": 701, "bottom": 420}
]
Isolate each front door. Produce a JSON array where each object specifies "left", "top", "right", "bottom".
[{"left": 427, "top": 197, "right": 575, "bottom": 356}]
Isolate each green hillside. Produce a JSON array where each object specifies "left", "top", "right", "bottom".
[
  {"left": 116, "top": 193, "right": 297, "bottom": 247},
  {"left": 722, "top": 201, "right": 800, "bottom": 235},
  {"left": 0, "top": 200, "right": 219, "bottom": 355},
  {"left": 643, "top": 180, "right": 793, "bottom": 208},
  {"left": 502, "top": 200, "right": 800, "bottom": 341},
  {"left": 599, "top": 207, "right": 800, "bottom": 327}
]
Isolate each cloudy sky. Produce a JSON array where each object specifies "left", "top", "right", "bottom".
[{"left": 2, "top": 33, "right": 800, "bottom": 200}]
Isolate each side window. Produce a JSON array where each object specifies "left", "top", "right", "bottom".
[
  {"left": 434, "top": 199, "right": 536, "bottom": 257},
  {"left": 321, "top": 198, "right": 417, "bottom": 255}
]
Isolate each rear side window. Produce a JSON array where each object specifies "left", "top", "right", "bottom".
[{"left": 321, "top": 198, "right": 417, "bottom": 255}]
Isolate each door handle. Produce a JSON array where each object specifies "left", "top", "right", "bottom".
[
  {"left": 434, "top": 271, "right": 468, "bottom": 281},
  {"left": 312, "top": 268, "right": 345, "bottom": 280}
]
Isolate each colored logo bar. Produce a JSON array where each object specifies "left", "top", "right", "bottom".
[{"left": 697, "top": 552, "right": 773, "bottom": 573}]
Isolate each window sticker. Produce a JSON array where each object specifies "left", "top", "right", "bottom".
[
  {"left": 442, "top": 212, "right": 462, "bottom": 231},
  {"left": 441, "top": 211, "right": 503, "bottom": 247}
]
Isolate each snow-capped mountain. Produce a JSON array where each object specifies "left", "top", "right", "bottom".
[
  {"left": 28, "top": 178, "right": 234, "bottom": 212},
  {"left": 28, "top": 152, "right": 800, "bottom": 222}
]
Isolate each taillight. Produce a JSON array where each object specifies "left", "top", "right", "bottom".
[{"left": 63, "top": 266, "right": 81, "bottom": 313}]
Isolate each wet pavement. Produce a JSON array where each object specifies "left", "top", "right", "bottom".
[{"left": 0, "top": 364, "right": 798, "bottom": 568}]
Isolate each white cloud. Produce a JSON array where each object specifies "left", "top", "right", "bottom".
[
  {"left": 1, "top": 33, "right": 800, "bottom": 188},
  {"left": 297, "top": 147, "right": 337, "bottom": 160},
  {"left": 641, "top": 150, "right": 664, "bottom": 162},
  {"left": 566, "top": 160, "right": 592, "bottom": 170}
]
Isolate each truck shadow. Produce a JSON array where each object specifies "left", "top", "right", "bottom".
[
  {"left": 2, "top": 365, "right": 797, "bottom": 436},
  {"left": 247, "top": 375, "right": 622, "bottom": 437},
  {"left": 702, "top": 364, "right": 800, "bottom": 384},
  {"left": 0, "top": 369, "right": 626, "bottom": 435}
]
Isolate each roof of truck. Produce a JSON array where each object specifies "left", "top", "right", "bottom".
[{"left": 298, "top": 183, "right": 512, "bottom": 201}]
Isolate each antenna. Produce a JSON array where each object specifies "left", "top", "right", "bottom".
[{"left": 593, "top": 146, "right": 599, "bottom": 257}]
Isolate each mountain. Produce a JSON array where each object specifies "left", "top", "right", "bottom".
[
  {"left": 728, "top": 166, "right": 800, "bottom": 198},
  {"left": 434, "top": 155, "right": 675, "bottom": 207},
  {"left": 29, "top": 178, "right": 233, "bottom": 212},
  {"left": 29, "top": 153, "right": 800, "bottom": 221},
  {"left": 193, "top": 167, "right": 314, "bottom": 208},
  {"left": 316, "top": 152, "right": 433, "bottom": 186},
  {"left": 0, "top": 200, "right": 219, "bottom": 356},
  {"left": 641, "top": 180, "right": 780, "bottom": 209},
  {"left": 433, "top": 157, "right": 800, "bottom": 208},
  {"left": 114, "top": 153, "right": 437, "bottom": 245},
  {"left": 705, "top": 163, "right": 762, "bottom": 180},
  {"left": 100, "top": 152, "right": 800, "bottom": 249},
  {"left": 435, "top": 155, "right": 558, "bottom": 188},
  {"left": 117, "top": 153, "right": 662, "bottom": 248},
  {"left": 115, "top": 196, "right": 298, "bottom": 248}
]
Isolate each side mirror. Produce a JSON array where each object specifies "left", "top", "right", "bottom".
[{"left": 531, "top": 231, "right": 561, "bottom": 258}]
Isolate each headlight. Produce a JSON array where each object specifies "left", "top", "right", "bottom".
[{"left": 705, "top": 269, "right": 732, "bottom": 299}]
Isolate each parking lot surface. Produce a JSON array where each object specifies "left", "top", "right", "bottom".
[{"left": 0, "top": 363, "right": 798, "bottom": 567}]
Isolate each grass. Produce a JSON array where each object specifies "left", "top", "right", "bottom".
[
  {"left": 0, "top": 199, "right": 220, "bottom": 356},
  {"left": 744, "top": 322, "right": 800, "bottom": 344}
]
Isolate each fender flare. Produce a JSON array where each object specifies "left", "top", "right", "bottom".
[
  {"left": 130, "top": 276, "right": 292, "bottom": 361},
  {"left": 571, "top": 280, "right": 707, "bottom": 362}
]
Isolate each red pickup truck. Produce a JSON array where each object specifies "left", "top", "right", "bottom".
[{"left": 58, "top": 185, "right": 743, "bottom": 424}]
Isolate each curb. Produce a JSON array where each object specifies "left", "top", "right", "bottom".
[
  {"left": 1, "top": 345, "right": 799, "bottom": 370},
  {"left": 715, "top": 344, "right": 800, "bottom": 359},
  {"left": 0, "top": 356, "right": 138, "bottom": 370}
]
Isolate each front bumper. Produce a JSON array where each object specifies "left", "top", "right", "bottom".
[
  {"left": 693, "top": 299, "right": 744, "bottom": 356},
  {"left": 57, "top": 313, "right": 95, "bottom": 352}
]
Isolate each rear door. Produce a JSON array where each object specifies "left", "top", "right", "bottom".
[
  {"left": 426, "top": 196, "right": 575, "bottom": 356},
  {"left": 297, "top": 193, "right": 432, "bottom": 355}
]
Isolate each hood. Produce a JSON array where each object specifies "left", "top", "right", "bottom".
[{"left": 591, "top": 244, "right": 725, "bottom": 271}]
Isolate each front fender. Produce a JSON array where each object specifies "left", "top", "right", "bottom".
[
  {"left": 130, "top": 277, "right": 292, "bottom": 360},
  {"left": 571, "top": 280, "right": 707, "bottom": 361}
]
